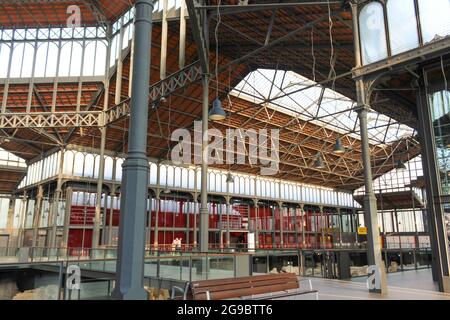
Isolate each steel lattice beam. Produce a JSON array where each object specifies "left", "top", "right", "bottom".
[
  {"left": 0, "top": 61, "right": 202, "bottom": 129},
  {"left": 0, "top": 112, "right": 104, "bottom": 128},
  {"left": 105, "top": 61, "right": 202, "bottom": 126}
]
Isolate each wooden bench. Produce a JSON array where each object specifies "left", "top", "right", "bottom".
[{"left": 171, "top": 273, "right": 318, "bottom": 300}]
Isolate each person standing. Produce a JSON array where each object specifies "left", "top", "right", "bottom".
[{"left": 176, "top": 238, "right": 182, "bottom": 255}]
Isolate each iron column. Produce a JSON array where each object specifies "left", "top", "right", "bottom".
[
  {"left": 355, "top": 87, "right": 387, "bottom": 294},
  {"left": 112, "top": 0, "right": 154, "bottom": 300},
  {"left": 200, "top": 75, "right": 209, "bottom": 252}
]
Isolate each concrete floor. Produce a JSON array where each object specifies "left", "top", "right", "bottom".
[{"left": 301, "top": 269, "right": 450, "bottom": 300}]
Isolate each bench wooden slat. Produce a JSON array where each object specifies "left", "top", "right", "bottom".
[
  {"left": 191, "top": 273, "right": 294, "bottom": 288},
  {"left": 189, "top": 273, "right": 300, "bottom": 300},
  {"left": 194, "top": 283, "right": 298, "bottom": 300},
  {"left": 193, "top": 277, "right": 298, "bottom": 294}
]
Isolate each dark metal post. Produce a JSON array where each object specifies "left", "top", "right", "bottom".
[
  {"left": 351, "top": 1, "right": 386, "bottom": 293},
  {"left": 112, "top": 0, "right": 154, "bottom": 300},
  {"left": 355, "top": 84, "right": 387, "bottom": 293},
  {"left": 415, "top": 72, "right": 450, "bottom": 292},
  {"left": 200, "top": 75, "right": 209, "bottom": 252}
]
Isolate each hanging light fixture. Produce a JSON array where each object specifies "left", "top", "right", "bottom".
[
  {"left": 162, "top": 188, "right": 171, "bottom": 194},
  {"left": 314, "top": 153, "right": 326, "bottom": 169},
  {"left": 395, "top": 160, "right": 406, "bottom": 170},
  {"left": 209, "top": 6, "right": 226, "bottom": 123},
  {"left": 226, "top": 172, "right": 234, "bottom": 183},
  {"left": 209, "top": 98, "right": 226, "bottom": 121},
  {"left": 333, "top": 137, "right": 346, "bottom": 154}
]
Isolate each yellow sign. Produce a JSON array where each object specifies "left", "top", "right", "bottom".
[{"left": 358, "top": 227, "right": 368, "bottom": 235}]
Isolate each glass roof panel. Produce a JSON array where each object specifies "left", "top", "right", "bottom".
[{"left": 231, "top": 68, "right": 416, "bottom": 145}]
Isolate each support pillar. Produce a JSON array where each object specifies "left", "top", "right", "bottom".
[
  {"left": 50, "top": 150, "right": 64, "bottom": 248},
  {"left": 225, "top": 196, "right": 231, "bottom": 248},
  {"left": 93, "top": 24, "right": 112, "bottom": 248},
  {"left": 338, "top": 208, "right": 343, "bottom": 247},
  {"left": 107, "top": 186, "right": 117, "bottom": 246},
  {"left": 199, "top": 75, "right": 209, "bottom": 252},
  {"left": 253, "top": 198, "right": 259, "bottom": 249},
  {"left": 278, "top": 201, "right": 284, "bottom": 248},
  {"left": 355, "top": 92, "right": 387, "bottom": 294},
  {"left": 101, "top": 188, "right": 110, "bottom": 245},
  {"left": 115, "top": 17, "right": 125, "bottom": 105},
  {"left": 160, "top": 0, "right": 168, "bottom": 79},
  {"left": 179, "top": 0, "right": 187, "bottom": 69},
  {"left": 193, "top": 195, "right": 198, "bottom": 249},
  {"left": 61, "top": 187, "right": 73, "bottom": 249},
  {"left": 300, "top": 204, "right": 306, "bottom": 249},
  {"left": 6, "top": 198, "right": 15, "bottom": 231},
  {"left": 32, "top": 185, "right": 44, "bottom": 247},
  {"left": 17, "top": 192, "right": 28, "bottom": 248},
  {"left": 153, "top": 163, "right": 161, "bottom": 250},
  {"left": 153, "top": 193, "right": 160, "bottom": 250},
  {"left": 416, "top": 72, "right": 450, "bottom": 292},
  {"left": 92, "top": 135, "right": 107, "bottom": 248},
  {"left": 112, "top": 0, "right": 154, "bottom": 300},
  {"left": 319, "top": 206, "right": 324, "bottom": 249}
]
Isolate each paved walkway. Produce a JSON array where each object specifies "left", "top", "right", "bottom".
[{"left": 301, "top": 269, "right": 450, "bottom": 300}]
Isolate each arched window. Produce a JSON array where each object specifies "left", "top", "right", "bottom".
[
  {"left": 196, "top": 169, "right": 201, "bottom": 191},
  {"left": 58, "top": 42, "right": 72, "bottom": 77},
  {"left": 359, "top": 2, "right": 388, "bottom": 65},
  {"left": 221, "top": 173, "right": 227, "bottom": 192},
  {"left": 0, "top": 44, "right": 11, "bottom": 78},
  {"left": 42, "top": 158, "right": 49, "bottom": 180},
  {"left": 45, "top": 42, "right": 58, "bottom": 77},
  {"left": 10, "top": 43, "right": 25, "bottom": 78},
  {"left": 34, "top": 42, "right": 48, "bottom": 77},
  {"left": 167, "top": 165, "right": 174, "bottom": 187},
  {"left": 109, "top": 34, "right": 118, "bottom": 67},
  {"left": 70, "top": 42, "right": 83, "bottom": 76},
  {"left": 73, "top": 152, "right": 84, "bottom": 176},
  {"left": 94, "top": 41, "right": 107, "bottom": 76},
  {"left": 50, "top": 153, "right": 57, "bottom": 177},
  {"left": 249, "top": 178, "right": 255, "bottom": 196},
  {"left": 63, "top": 151, "right": 75, "bottom": 175},
  {"left": 188, "top": 168, "right": 195, "bottom": 189},
  {"left": 84, "top": 154, "right": 95, "bottom": 178},
  {"left": 27, "top": 163, "right": 33, "bottom": 185},
  {"left": 122, "top": 25, "right": 131, "bottom": 50},
  {"left": 256, "top": 180, "right": 261, "bottom": 197},
  {"left": 209, "top": 172, "right": 216, "bottom": 192},
  {"left": 215, "top": 173, "right": 222, "bottom": 192},
  {"left": 83, "top": 41, "right": 96, "bottom": 76},
  {"left": 104, "top": 156, "right": 114, "bottom": 180},
  {"left": 418, "top": 0, "right": 450, "bottom": 43},
  {"left": 159, "top": 164, "right": 167, "bottom": 186},
  {"left": 36, "top": 161, "right": 43, "bottom": 181},
  {"left": 19, "top": 42, "right": 35, "bottom": 77},
  {"left": 174, "top": 167, "right": 182, "bottom": 187},
  {"left": 244, "top": 177, "right": 250, "bottom": 195},
  {"left": 274, "top": 182, "right": 279, "bottom": 198},
  {"left": 261, "top": 180, "right": 266, "bottom": 197},
  {"left": 387, "top": 0, "right": 419, "bottom": 55},
  {"left": 93, "top": 155, "right": 100, "bottom": 178},
  {"left": 149, "top": 162, "right": 158, "bottom": 185},
  {"left": 239, "top": 176, "right": 245, "bottom": 195},
  {"left": 181, "top": 168, "right": 189, "bottom": 189},
  {"left": 115, "top": 158, "right": 124, "bottom": 181}
]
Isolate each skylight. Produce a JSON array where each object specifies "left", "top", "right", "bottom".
[
  {"left": 0, "top": 148, "right": 26, "bottom": 167},
  {"left": 230, "top": 69, "right": 416, "bottom": 145}
]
